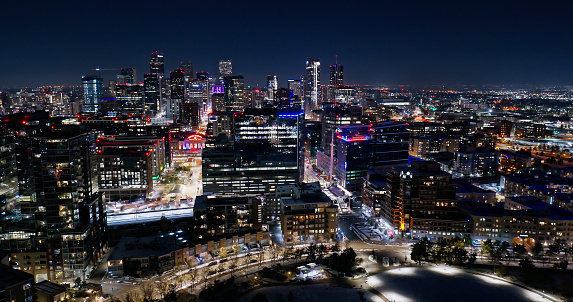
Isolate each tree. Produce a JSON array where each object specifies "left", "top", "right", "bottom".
[
  {"left": 306, "top": 243, "right": 317, "bottom": 262},
  {"left": 154, "top": 280, "right": 171, "bottom": 301},
  {"left": 124, "top": 290, "right": 141, "bottom": 302},
  {"left": 531, "top": 242, "right": 543, "bottom": 258},
  {"left": 411, "top": 238, "right": 433, "bottom": 264},
  {"left": 140, "top": 282, "right": 155, "bottom": 302},
  {"left": 519, "top": 257, "right": 535, "bottom": 271},
  {"left": 513, "top": 244, "right": 527, "bottom": 258}
]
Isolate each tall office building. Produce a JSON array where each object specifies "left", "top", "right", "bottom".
[
  {"left": 179, "top": 61, "right": 193, "bottom": 77},
  {"left": 0, "top": 116, "right": 106, "bottom": 281},
  {"left": 266, "top": 75, "right": 278, "bottom": 100},
  {"left": 385, "top": 161, "right": 469, "bottom": 237},
  {"left": 203, "top": 108, "right": 304, "bottom": 195},
  {"left": 303, "top": 58, "right": 320, "bottom": 115},
  {"left": 150, "top": 51, "right": 165, "bottom": 76},
  {"left": 335, "top": 121, "right": 409, "bottom": 191},
  {"left": 218, "top": 60, "right": 232, "bottom": 78},
  {"left": 0, "top": 135, "right": 18, "bottom": 226},
  {"left": 118, "top": 68, "right": 137, "bottom": 84},
  {"left": 165, "top": 68, "right": 185, "bottom": 121},
  {"left": 196, "top": 71, "right": 209, "bottom": 80},
  {"left": 114, "top": 83, "right": 144, "bottom": 115},
  {"left": 169, "top": 69, "right": 185, "bottom": 100},
  {"left": 81, "top": 75, "right": 103, "bottom": 113},
  {"left": 223, "top": 75, "right": 245, "bottom": 112},
  {"left": 143, "top": 73, "right": 159, "bottom": 114},
  {"left": 329, "top": 64, "right": 343, "bottom": 86}
]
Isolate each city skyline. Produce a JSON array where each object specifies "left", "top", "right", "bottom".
[{"left": 2, "top": 1, "right": 573, "bottom": 87}]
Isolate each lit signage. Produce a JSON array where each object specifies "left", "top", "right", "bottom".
[
  {"left": 212, "top": 86, "right": 224, "bottom": 94},
  {"left": 186, "top": 134, "right": 203, "bottom": 141}
]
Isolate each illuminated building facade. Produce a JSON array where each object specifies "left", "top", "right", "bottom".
[
  {"left": 335, "top": 121, "right": 409, "bottom": 191},
  {"left": 329, "top": 63, "right": 343, "bottom": 86},
  {"left": 81, "top": 75, "right": 103, "bottom": 113},
  {"left": 303, "top": 58, "right": 320, "bottom": 114},
  {"left": 114, "top": 83, "right": 144, "bottom": 115},
  {"left": 143, "top": 73, "right": 159, "bottom": 114},
  {"left": 266, "top": 75, "right": 278, "bottom": 100},
  {"left": 118, "top": 68, "right": 137, "bottom": 84},
  {"left": 386, "top": 161, "right": 470, "bottom": 239},
  {"left": 218, "top": 60, "right": 232, "bottom": 78},
  {"left": 96, "top": 137, "right": 165, "bottom": 202},
  {"left": 202, "top": 108, "right": 304, "bottom": 195},
  {"left": 223, "top": 75, "right": 245, "bottom": 112}
]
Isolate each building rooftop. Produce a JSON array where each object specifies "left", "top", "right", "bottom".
[
  {"left": 0, "top": 264, "right": 33, "bottom": 290},
  {"left": 108, "top": 236, "right": 182, "bottom": 261},
  {"left": 459, "top": 197, "right": 573, "bottom": 220},
  {"left": 35, "top": 280, "right": 66, "bottom": 295}
]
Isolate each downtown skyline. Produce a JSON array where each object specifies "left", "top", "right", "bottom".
[{"left": 2, "top": 0, "right": 573, "bottom": 87}]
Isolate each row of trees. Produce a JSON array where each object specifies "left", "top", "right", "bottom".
[
  {"left": 411, "top": 236, "right": 573, "bottom": 271},
  {"left": 411, "top": 237, "right": 476, "bottom": 265}
]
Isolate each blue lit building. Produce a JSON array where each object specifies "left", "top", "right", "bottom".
[{"left": 81, "top": 75, "right": 103, "bottom": 113}]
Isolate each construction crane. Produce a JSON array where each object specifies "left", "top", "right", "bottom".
[{"left": 92, "top": 67, "right": 120, "bottom": 77}]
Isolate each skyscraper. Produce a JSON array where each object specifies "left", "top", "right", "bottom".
[
  {"left": 329, "top": 64, "right": 343, "bottom": 86},
  {"left": 149, "top": 51, "right": 165, "bottom": 76},
  {"left": 168, "top": 68, "right": 185, "bottom": 121},
  {"left": 218, "top": 60, "right": 232, "bottom": 78},
  {"left": 81, "top": 75, "right": 103, "bottom": 113},
  {"left": 143, "top": 73, "right": 159, "bottom": 114},
  {"left": 303, "top": 58, "right": 320, "bottom": 115},
  {"left": 179, "top": 61, "right": 193, "bottom": 78},
  {"left": 223, "top": 75, "right": 245, "bottom": 112},
  {"left": 266, "top": 75, "right": 278, "bottom": 100},
  {"left": 118, "top": 68, "right": 137, "bottom": 84}
]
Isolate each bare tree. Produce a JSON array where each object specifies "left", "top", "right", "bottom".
[
  {"left": 123, "top": 290, "right": 141, "bottom": 302},
  {"left": 154, "top": 279, "right": 171, "bottom": 301},
  {"left": 187, "top": 268, "right": 199, "bottom": 289},
  {"left": 140, "top": 282, "right": 155, "bottom": 302}
]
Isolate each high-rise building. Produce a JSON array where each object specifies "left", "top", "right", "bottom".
[
  {"left": 266, "top": 75, "right": 278, "bottom": 100},
  {"left": 114, "top": 83, "right": 144, "bottom": 115},
  {"left": 196, "top": 71, "right": 209, "bottom": 80},
  {"left": 218, "top": 60, "right": 232, "bottom": 78},
  {"left": 203, "top": 108, "right": 304, "bottom": 195},
  {"left": 143, "top": 73, "right": 159, "bottom": 114},
  {"left": 168, "top": 69, "right": 185, "bottom": 121},
  {"left": 335, "top": 121, "right": 409, "bottom": 191},
  {"left": 149, "top": 51, "right": 165, "bottom": 76},
  {"left": 118, "top": 68, "right": 137, "bottom": 84},
  {"left": 223, "top": 75, "right": 245, "bottom": 112},
  {"left": 386, "top": 161, "right": 471, "bottom": 238},
  {"left": 0, "top": 135, "right": 18, "bottom": 226},
  {"left": 169, "top": 69, "right": 185, "bottom": 100},
  {"left": 81, "top": 75, "right": 103, "bottom": 113},
  {"left": 329, "top": 63, "right": 343, "bottom": 86},
  {"left": 0, "top": 117, "right": 107, "bottom": 281},
  {"left": 303, "top": 58, "right": 320, "bottom": 115},
  {"left": 320, "top": 102, "right": 364, "bottom": 155},
  {"left": 179, "top": 61, "right": 193, "bottom": 78}
]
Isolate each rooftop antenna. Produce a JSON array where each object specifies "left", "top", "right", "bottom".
[{"left": 335, "top": 54, "right": 338, "bottom": 65}]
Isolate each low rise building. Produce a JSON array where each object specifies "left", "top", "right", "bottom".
[{"left": 459, "top": 197, "right": 573, "bottom": 247}]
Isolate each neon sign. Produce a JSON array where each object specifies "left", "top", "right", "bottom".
[{"left": 187, "top": 134, "right": 203, "bottom": 141}]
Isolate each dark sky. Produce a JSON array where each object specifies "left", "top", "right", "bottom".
[{"left": 2, "top": 0, "right": 573, "bottom": 88}]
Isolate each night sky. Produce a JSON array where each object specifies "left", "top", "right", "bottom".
[{"left": 2, "top": 1, "right": 573, "bottom": 88}]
